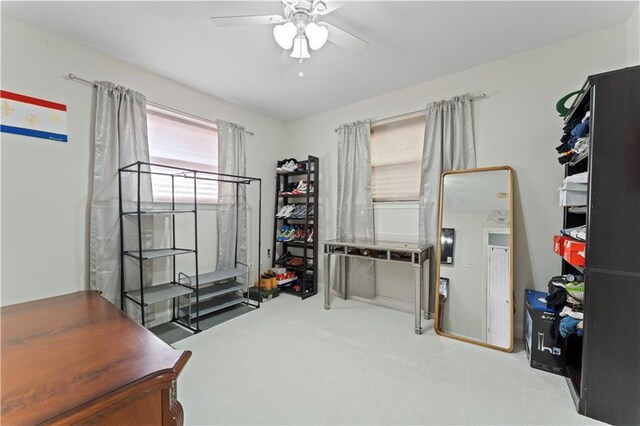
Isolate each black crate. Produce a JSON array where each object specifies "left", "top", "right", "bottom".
[{"left": 247, "top": 287, "right": 280, "bottom": 302}]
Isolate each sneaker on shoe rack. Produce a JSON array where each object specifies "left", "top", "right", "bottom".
[
  {"left": 289, "top": 204, "right": 301, "bottom": 217},
  {"left": 282, "top": 226, "right": 296, "bottom": 242},
  {"left": 287, "top": 205, "right": 300, "bottom": 218},
  {"left": 275, "top": 251, "right": 293, "bottom": 265},
  {"left": 275, "top": 159, "right": 288, "bottom": 174},
  {"left": 276, "top": 158, "right": 297, "bottom": 174},
  {"left": 280, "top": 225, "right": 293, "bottom": 242},
  {"left": 291, "top": 181, "right": 307, "bottom": 195},
  {"left": 291, "top": 205, "right": 306, "bottom": 218},
  {"left": 284, "top": 205, "right": 296, "bottom": 217},
  {"left": 278, "top": 225, "right": 290, "bottom": 242},
  {"left": 279, "top": 182, "right": 298, "bottom": 196},
  {"left": 281, "top": 205, "right": 296, "bottom": 218},
  {"left": 279, "top": 160, "right": 297, "bottom": 174},
  {"left": 275, "top": 205, "right": 289, "bottom": 218}
]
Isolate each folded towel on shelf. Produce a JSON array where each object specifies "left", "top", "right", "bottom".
[{"left": 563, "top": 171, "right": 588, "bottom": 184}]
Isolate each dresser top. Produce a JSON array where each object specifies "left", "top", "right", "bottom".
[{"left": 1, "top": 291, "right": 191, "bottom": 424}]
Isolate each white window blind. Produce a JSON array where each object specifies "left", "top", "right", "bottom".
[
  {"left": 371, "top": 115, "right": 426, "bottom": 202},
  {"left": 147, "top": 106, "right": 218, "bottom": 203}
]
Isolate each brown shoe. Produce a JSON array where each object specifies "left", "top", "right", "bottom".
[{"left": 287, "top": 257, "right": 304, "bottom": 267}]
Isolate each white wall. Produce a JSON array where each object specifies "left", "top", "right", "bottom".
[
  {"left": 285, "top": 23, "right": 629, "bottom": 335},
  {"left": 0, "top": 15, "right": 287, "bottom": 306},
  {"left": 627, "top": 4, "right": 640, "bottom": 65}
]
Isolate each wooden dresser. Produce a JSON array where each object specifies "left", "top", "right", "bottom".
[{"left": 1, "top": 291, "right": 191, "bottom": 425}]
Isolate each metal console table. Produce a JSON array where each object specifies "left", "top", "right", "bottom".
[{"left": 323, "top": 238, "right": 432, "bottom": 334}]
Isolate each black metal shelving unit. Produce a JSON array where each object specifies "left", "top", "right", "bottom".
[
  {"left": 119, "top": 161, "right": 262, "bottom": 334},
  {"left": 555, "top": 66, "right": 640, "bottom": 425},
  {"left": 272, "top": 156, "right": 319, "bottom": 299}
]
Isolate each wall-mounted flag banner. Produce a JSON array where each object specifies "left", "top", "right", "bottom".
[{"left": 1, "top": 90, "right": 68, "bottom": 142}]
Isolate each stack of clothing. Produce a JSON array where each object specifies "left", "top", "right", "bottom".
[
  {"left": 557, "top": 110, "right": 590, "bottom": 165},
  {"left": 546, "top": 275, "right": 585, "bottom": 342}
]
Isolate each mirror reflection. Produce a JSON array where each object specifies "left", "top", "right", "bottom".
[{"left": 436, "top": 167, "right": 513, "bottom": 351}]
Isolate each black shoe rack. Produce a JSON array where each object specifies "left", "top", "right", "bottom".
[{"left": 272, "top": 155, "right": 319, "bottom": 299}]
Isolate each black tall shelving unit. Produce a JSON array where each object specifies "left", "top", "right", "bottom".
[
  {"left": 119, "top": 161, "right": 262, "bottom": 334},
  {"left": 556, "top": 66, "right": 640, "bottom": 425},
  {"left": 272, "top": 156, "right": 319, "bottom": 299}
]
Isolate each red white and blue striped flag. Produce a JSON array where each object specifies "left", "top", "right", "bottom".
[{"left": 1, "top": 90, "right": 67, "bottom": 142}]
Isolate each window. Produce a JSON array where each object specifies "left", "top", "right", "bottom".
[
  {"left": 146, "top": 105, "right": 218, "bottom": 203},
  {"left": 371, "top": 115, "right": 425, "bottom": 202}
]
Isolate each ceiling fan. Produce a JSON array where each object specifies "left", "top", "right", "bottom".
[{"left": 210, "top": 0, "right": 369, "bottom": 60}]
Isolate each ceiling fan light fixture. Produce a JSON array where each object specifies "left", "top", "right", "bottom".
[
  {"left": 273, "top": 21, "right": 297, "bottom": 49},
  {"left": 305, "top": 22, "right": 328, "bottom": 50},
  {"left": 290, "top": 35, "right": 311, "bottom": 59}
]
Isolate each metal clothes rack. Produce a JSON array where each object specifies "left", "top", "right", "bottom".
[{"left": 119, "top": 161, "right": 262, "bottom": 333}]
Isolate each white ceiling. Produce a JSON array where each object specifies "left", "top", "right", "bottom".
[{"left": 2, "top": 1, "right": 636, "bottom": 121}]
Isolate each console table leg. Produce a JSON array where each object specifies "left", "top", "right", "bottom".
[
  {"left": 414, "top": 264, "right": 422, "bottom": 335},
  {"left": 324, "top": 253, "right": 331, "bottom": 310}
]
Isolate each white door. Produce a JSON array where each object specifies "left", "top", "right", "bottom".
[{"left": 487, "top": 245, "right": 510, "bottom": 347}]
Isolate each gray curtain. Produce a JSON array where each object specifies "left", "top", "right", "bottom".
[
  {"left": 216, "top": 120, "right": 247, "bottom": 270},
  {"left": 418, "top": 93, "right": 476, "bottom": 312},
  {"left": 90, "top": 82, "right": 152, "bottom": 305},
  {"left": 336, "top": 120, "right": 375, "bottom": 299}
]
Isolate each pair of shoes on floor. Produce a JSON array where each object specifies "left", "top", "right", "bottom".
[
  {"left": 257, "top": 270, "right": 278, "bottom": 291},
  {"left": 276, "top": 158, "right": 297, "bottom": 174}
]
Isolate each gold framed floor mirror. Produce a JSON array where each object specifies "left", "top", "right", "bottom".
[{"left": 434, "top": 166, "right": 514, "bottom": 352}]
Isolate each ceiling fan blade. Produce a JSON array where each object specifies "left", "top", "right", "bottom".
[
  {"left": 210, "top": 14, "right": 286, "bottom": 27},
  {"left": 315, "top": 1, "right": 343, "bottom": 15},
  {"left": 321, "top": 22, "right": 369, "bottom": 54}
]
